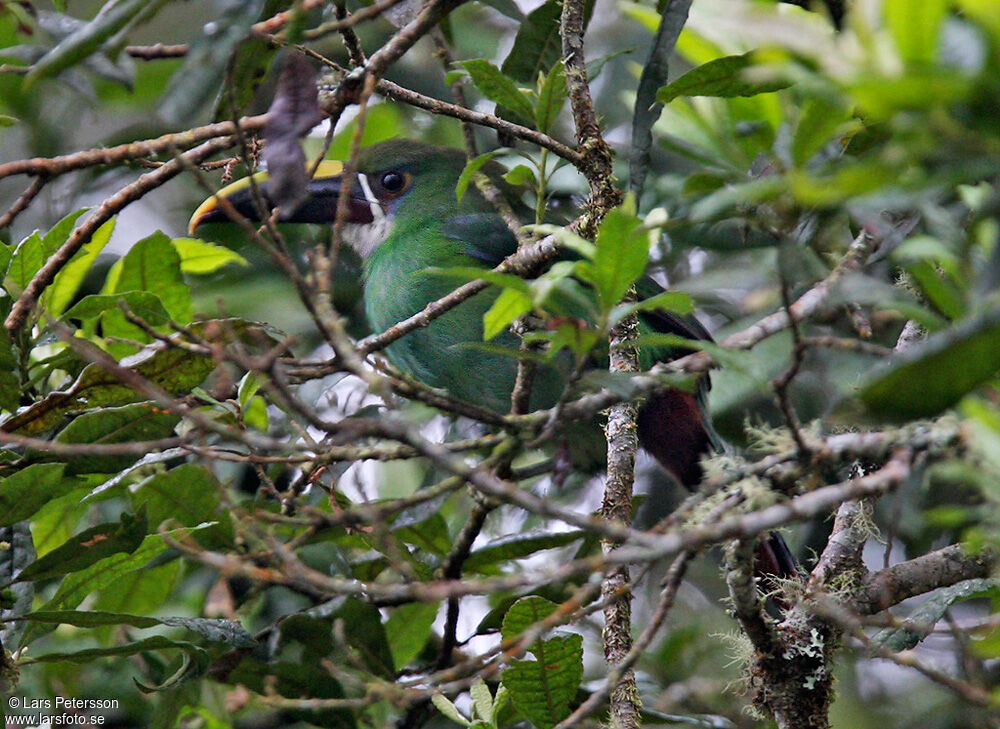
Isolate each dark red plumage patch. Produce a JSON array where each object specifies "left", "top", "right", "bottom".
[{"left": 637, "top": 389, "right": 710, "bottom": 488}]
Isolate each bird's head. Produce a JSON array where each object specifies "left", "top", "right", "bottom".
[{"left": 189, "top": 139, "right": 479, "bottom": 257}]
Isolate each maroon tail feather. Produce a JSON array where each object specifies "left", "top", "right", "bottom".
[{"left": 638, "top": 389, "right": 798, "bottom": 583}]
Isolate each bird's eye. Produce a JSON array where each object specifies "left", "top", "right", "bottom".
[{"left": 380, "top": 171, "right": 406, "bottom": 194}]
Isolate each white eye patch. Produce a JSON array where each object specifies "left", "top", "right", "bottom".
[{"left": 356, "top": 173, "right": 386, "bottom": 221}]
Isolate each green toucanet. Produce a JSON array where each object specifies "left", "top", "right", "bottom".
[{"left": 190, "top": 139, "right": 795, "bottom": 578}]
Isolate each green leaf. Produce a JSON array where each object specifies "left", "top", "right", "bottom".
[
  {"left": 611, "top": 290, "right": 695, "bottom": 325},
  {"left": 27, "top": 0, "right": 168, "bottom": 85},
  {"left": 102, "top": 231, "right": 192, "bottom": 349},
  {"left": 464, "top": 531, "right": 585, "bottom": 572},
  {"left": 26, "top": 634, "right": 207, "bottom": 664},
  {"left": 500, "top": 0, "right": 594, "bottom": 85},
  {"left": 22, "top": 610, "right": 256, "bottom": 647},
  {"left": 792, "top": 96, "right": 850, "bottom": 167},
  {"left": 483, "top": 287, "right": 532, "bottom": 340},
  {"left": 883, "top": 0, "right": 947, "bottom": 66},
  {"left": 0, "top": 329, "right": 17, "bottom": 413},
  {"left": 51, "top": 402, "right": 179, "bottom": 474},
  {"left": 14, "top": 511, "right": 148, "bottom": 584},
  {"left": 875, "top": 579, "right": 998, "bottom": 651},
  {"left": 385, "top": 602, "right": 439, "bottom": 670},
  {"left": 132, "top": 464, "right": 231, "bottom": 544},
  {"left": 433, "top": 694, "right": 472, "bottom": 726},
  {"left": 456, "top": 150, "right": 503, "bottom": 202},
  {"left": 4, "top": 209, "right": 87, "bottom": 297},
  {"left": 535, "top": 60, "right": 567, "bottom": 134},
  {"left": 3, "top": 318, "right": 274, "bottom": 437},
  {"left": 470, "top": 679, "right": 495, "bottom": 724},
  {"left": 45, "top": 218, "right": 114, "bottom": 318},
  {"left": 62, "top": 291, "right": 171, "bottom": 325},
  {"left": 171, "top": 237, "right": 249, "bottom": 274},
  {"left": 461, "top": 59, "right": 535, "bottom": 124},
  {"left": 209, "top": 0, "right": 284, "bottom": 120},
  {"left": 502, "top": 633, "right": 584, "bottom": 729},
  {"left": 0, "top": 464, "right": 73, "bottom": 527},
  {"left": 858, "top": 307, "right": 1000, "bottom": 419},
  {"left": 0, "top": 523, "right": 36, "bottom": 650},
  {"left": 503, "top": 164, "right": 538, "bottom": 188},
  {"left": 158, "top": 0, "right": 267, "bottom": 124},
  {"left": 656, "top": 52, "right": 791, "bottom": 105},
  {"left": 500, "top": 596, "right": 559, "bottom": 642},
  {"left": 590, "top": 203, "right": 649, "bottom": 311}
]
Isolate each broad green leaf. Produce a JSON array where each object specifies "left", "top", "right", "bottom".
[
  {"left": 457, "top": 150, "right": 503, "bottom": 202},
  {"left": 158, "top": 0, "right": 266, "bottom": 124},
  {"left": 4, "top": 318, "right": 274, "bottom": 437},
  {"left": 52, "top": 403, "right": 180, "bottom": 475},
  {"left": 461, "top": 59, "right": 535, "bottom": 124},
  {"left": 27, "top": 0, "right": 168, "bottom": 85},
  {"left": 500, "top": 595, "right": 559, "bottom": 642},
  {"left": 23, "top": 526, "right": 204, "bottom": 645},
  {"left": 503, "top": 164, "right": 538, "bottom": 187},
  {"left": 0, "top": 464, "right": 73, "bottom": 527},
  {"left": 589, "top": 204, "right": 649, "bottom": 311},
  {"left": 883, "top": 0, "right": 947, "bottom": 66},
  {"left": 483, "top": 287, "right": 532, "bottom": 340},
  {"left": 0, "top": 523, "right": 35, "bottom": 650},
  {"left": 14, "top": 511, "right": 148, "bottom": 584},
  {"left": 656, "top": 52, "right": 791, "bottom": 105},
  {"left": 792, "top": 96, "right": 850, "bottom": 167},
  {"left": 464, "top": 531, "right": 584, "bottom": 572},
  {"left": 171, "top": 237, "right": 249, "bottom": 274},
  {"left": 29, "top": 489, "right": 90, "bottom": 558},
  {"left": 132, "top": 464, "right": 231, "bottom": 543},
  {"left": 535, "top": 60, "right": 567, "bottom": 134},
  {"left": 209, "top": 0, "right": 284, "bottom": 121},
  {"left": 102, "top": 231, "right": 192, "bottom": 351},
  {"left": 858, "top": 307, "right": 1000, "bottom": 419},
  {"left": 0, "top": 338, "right": 214, "bottom": 436},
  {"left": 502, "top": 633, "right": 583, "bottom": 729},
  {"left": 0, "top": 329, "right": 19, "bottom": 412},
  {"left": 4, "top": 209, "right": 87, "bottom": 297},
  {"left": 22, "top": 610, "right": 256, "bottom": 647},
  {"left": 500, "top": 0, "right": 594, "bottom": 85},
  {"left": 62, "top": 291, "right": 171, "bottom": 325},
  {"left": 91, "top": 560, "right": 180, "bottom": 625},
  {"left": 45, "top": 217, "right": 114, "bottom": 318},
  {"left": 385, "top": 602, "right": 439, "bottom": 670}
]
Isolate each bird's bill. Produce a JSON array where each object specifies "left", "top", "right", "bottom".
[{"left": 187, "top": 160, "right": 377, "bottom": 235}]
